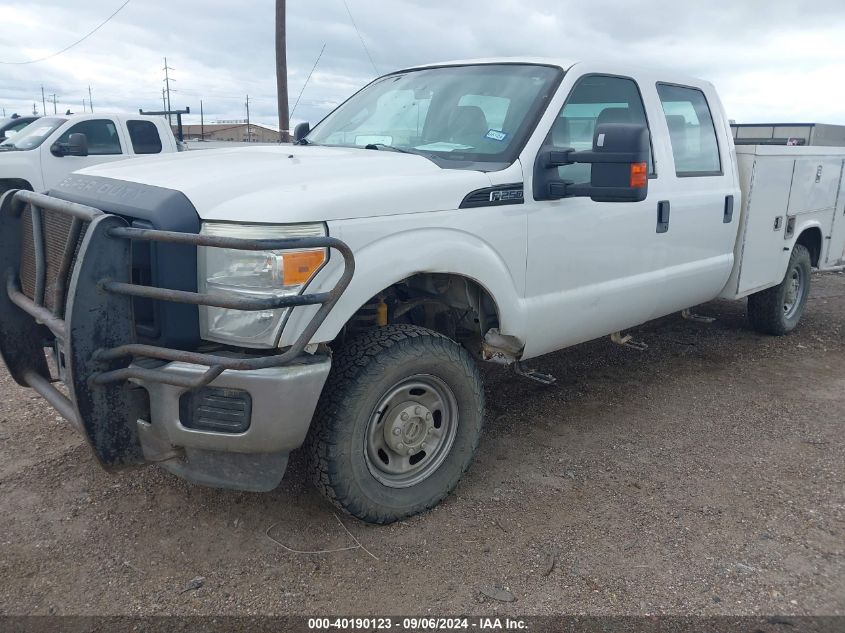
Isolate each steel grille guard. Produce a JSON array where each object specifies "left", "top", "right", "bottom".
[{"left": 0, "top": 189, "right": 354, "bottom": 466}]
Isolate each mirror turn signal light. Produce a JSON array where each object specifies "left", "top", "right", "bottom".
[
  {"left": 282, "top": 249, "right": 326, "bottom": 285},
  {"left": 630, "top": 162, "right": 648, "bottom": 188}
]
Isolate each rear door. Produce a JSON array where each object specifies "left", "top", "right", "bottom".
[
  {"left": 41, "top": 118, "right": 129, "bottom": 190},
  {"left": 649, "top": 83, "right": 739, "bottom": 314}
]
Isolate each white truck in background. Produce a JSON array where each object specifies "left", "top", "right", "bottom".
[
  {"left": 0, "top": 113, "right": 179, "bottom": 196},
  {"left": 1, "top": 58, "right": 844, "bottom": 524}
]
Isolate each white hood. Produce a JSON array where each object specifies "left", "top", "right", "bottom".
[{"left": 76, "top": 145, "right": 494, "bottom": 222}]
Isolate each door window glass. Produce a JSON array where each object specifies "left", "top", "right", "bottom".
[
  {"left": 656, "top": 83, "right": 721, "bottom": 176},
  {"left": 550, "top": 75, "right": 653, "bottom": 185},
  {"left": 55, "top": 119, "right": 122, "bottom": 155}
]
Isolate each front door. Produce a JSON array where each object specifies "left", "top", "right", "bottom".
[
  {"left": 41, "top": 118, "right": 128, "bottom": 191},
  {"left": 522, "top": 73, "right": 667, "bottom": 358}
]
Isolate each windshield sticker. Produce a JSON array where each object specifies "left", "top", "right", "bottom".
[{"left": 485, "top": 129, "right": 508, "bottom": 142}]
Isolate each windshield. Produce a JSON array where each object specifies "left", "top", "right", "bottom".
[
  {"left": 306, "top": 64, "right": 562, "bottom": 166},
  {"left": 0, "top": 117, "right": 66, "bottom": 150}
]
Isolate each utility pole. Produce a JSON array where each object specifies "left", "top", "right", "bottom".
[
  {"left": 41, "top": 86, "right": 46, "bottom": 117},
  {"left": 200, "top": 99, "right": 204, "bottom": 141},
  {"left": 275, "top": 0, "right": 290, "bottom": 142},
  {"left": 163, "top": 57, "right": 174, "bottom": 126},
  {"left": 32, "top": 103, "right": 37, "bottom": 116},
  {"left": 50, "top": 94, "right": 57, "bottom": 114},
  {"left": 82, "top": 98, "right": 86, "bottom": 113},
  {"left": 88, "top": 85, "right": 94, "bottom": 112},
  {"left": 245, "top": 95, "right": 251, "bottom": 143},
  {"left": 161, "top": 88, "right": 166, "bottom": 112}
]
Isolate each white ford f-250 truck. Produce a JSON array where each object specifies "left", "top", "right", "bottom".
[
  {"left": 0, "top": 113, "right": 179, "bottom": 196},
  {"left": 2, "top": 58, "right": 844, "bottom": 524}
]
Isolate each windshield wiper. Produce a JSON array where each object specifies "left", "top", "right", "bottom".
[{"left": 364, "top": 143, "right": 420, "bottom": 155}]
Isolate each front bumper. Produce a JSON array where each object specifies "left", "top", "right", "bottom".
[
  {"left": 135, "top": 354, "right": 331, "bottom": 491},
  {"left": 0, "top": 189, "right": 353, "bottom": 488}
]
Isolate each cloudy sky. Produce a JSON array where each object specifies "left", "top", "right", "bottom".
[{"left": 1, "top": 0, "right": 845, "bottom": 129}]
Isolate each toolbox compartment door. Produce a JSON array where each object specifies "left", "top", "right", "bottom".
[
  {"left": 787, "top": 158, "right": 841, "bottom": 216},
  {"left": 826, "top": 166, "right": 845, "bottom": 266},
  {"left": 733, "top": 155, "right": 795, "bottom": 296}
]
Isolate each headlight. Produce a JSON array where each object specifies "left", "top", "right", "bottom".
[{"left": 198, "top": 222, "right": 327, "bottom": 348}]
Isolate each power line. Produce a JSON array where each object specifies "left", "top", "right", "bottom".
[
  {"left": 0, "top": 0, "right": 131, "bottom": 65},
  {"left": 341, "top": 0, "right": 378, "bottom": 75}
]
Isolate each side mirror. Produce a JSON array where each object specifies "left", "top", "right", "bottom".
[
  {"left": 50, "top": 132, "right": 89, "bottom": 157},
  {"left": 67, "top": 133, "right": 89, "bottom": 156},
  {"left": 293, "top": 121, "right": 310, "bottom": 143},
  {"left": 533, "top": 122, "right": 650, "bottom": 202}
]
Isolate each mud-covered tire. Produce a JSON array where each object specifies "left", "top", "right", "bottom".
[
  {"left": 748, "top": 243, "right": 812, "bottom": 335},
  {"left": 306, "top": 324, "right": 484, "bottom": 524}
]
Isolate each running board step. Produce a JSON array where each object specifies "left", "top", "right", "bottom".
[
  {"left": 513, "top": 361, "right": 556, "bottom": 385},
  {"left": 681, "top": 308, "right": 716, "bottom": 323},
  {"left": 610, "top": 331, "right": 648, "bottom": 351}
]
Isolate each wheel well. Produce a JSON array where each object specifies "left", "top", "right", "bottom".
[
  {"left": 337, "top": 273, "right": 501, "bottom": 356},
  {"left": 0, "top": 179, "right": 34, "bottom": 194},
  {"left": 796, "top": 227, "right": 822, "bottom": 267}
]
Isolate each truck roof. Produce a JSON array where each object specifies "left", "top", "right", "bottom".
[{"left": 398, "top": 56, "right": 712, "bottom": 90}]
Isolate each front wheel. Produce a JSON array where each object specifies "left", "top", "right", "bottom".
[
  {"left": 747, "top": 243, "right": 812, "bottom": 335},
  {"left": 306, "top": 324, "right": 484, "bottom": 524}
]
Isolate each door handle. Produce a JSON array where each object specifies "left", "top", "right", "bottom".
[
  {"left": 656, "top": 200, "right": 670, "bottom": 233},
  {"left": 723, "top": 195, "right": 734, "bottom": 223}
]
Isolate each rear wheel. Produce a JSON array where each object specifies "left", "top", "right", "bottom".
[
  {"left": 306, "top": 324, "right": 484, "bottom": 524},
  {"left": 747, "top": 243, "right": 812, "bottom": 335}
]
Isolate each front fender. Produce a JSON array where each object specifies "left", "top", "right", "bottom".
[
  {"left": 279, "top": 225, "right": 527, "bottom": 347},
  {"left": 0, "top": 153, "right": 42, "bottom": 192}
]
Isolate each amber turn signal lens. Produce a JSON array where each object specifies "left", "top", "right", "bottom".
[
  {"left": 282, "top": 249, "right": 326, "bottom": 285},
  {"left": 629, "top": 162, "right": 648, "bottom": 188}
]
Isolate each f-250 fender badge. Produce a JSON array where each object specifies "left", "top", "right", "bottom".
[{"left": 460, "top": 183, "right": 524, "bottom": 208}]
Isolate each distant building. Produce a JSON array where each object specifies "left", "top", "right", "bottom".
[
  {"left": 731, "top": 123, "right": 845, "bottom": 147},
  {"left": 175, "top": 120, "right": 281, "bottom": 143}
]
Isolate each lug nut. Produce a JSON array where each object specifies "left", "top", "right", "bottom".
[
  {"left": 400, "top": 412, "right": 409, "bottom": 421},
  {"left": 414, "top": 406, "right": 421, "bottom": 415},
  {"left": 392, "top": 427, "right": 401, "bottom": 436},
  {"left": 420, "top": 442, "right": 427, "bottom": 450},
  {"left": 426, "top": 412, "right": 432, "bottom": 420}
]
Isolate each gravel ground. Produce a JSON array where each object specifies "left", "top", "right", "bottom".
[{"left": 0, "top": 273, "right": 843, "bottom": 617}]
